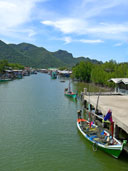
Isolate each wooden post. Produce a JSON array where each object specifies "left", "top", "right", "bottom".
[
  {"left": 84, "top": 100, "right": 87, "bottom": 109},
  {"left": 84, "top": 88, "right": 87, "bottom": 95},
  {"left": 114, "top": 124, "right": 120, "bottom": 139},
  {"left": 111, "top": 121, "right": 114, "bottom": 138}
]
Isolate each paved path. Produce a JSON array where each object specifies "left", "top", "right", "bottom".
[{"left": 84, "top": 95, "right": 128, "bottom": 134}]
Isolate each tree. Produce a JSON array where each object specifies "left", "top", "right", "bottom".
[
  {"left": 72, "top": 61, "right": 93, "bottom": 82},
  {"left": 0, "top": 60, "right": 9, "bottom": 73}
]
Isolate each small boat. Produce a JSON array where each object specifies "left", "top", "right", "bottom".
[
  {"left": 77, "top": 110, "right": 127, "bottom": 158},
  {"left": 51, "top": 71, "right": 57, "bottom": 79},
  {"left": 64, "top": 90, "right": 77, "bottom": 98},
  {"left": 60, "top": 80, "right": 65, "bottom": 83},
  {"left": 64, "top": 81, "right": 77, "bottom": 98},
  {"left": 0, "top": 78, "right": 12, "bottom": 82}
]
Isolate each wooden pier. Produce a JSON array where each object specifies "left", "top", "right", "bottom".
[
  {"left": 86, "top": 92, "right": 122, "bottom": 96},
  {"left": 83, "top": 94, "right": 128, "bottom": 134}
]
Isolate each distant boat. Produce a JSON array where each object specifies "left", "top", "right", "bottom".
[
  {"left": 77, "top": 111, "right": 127, "bottom": 158},
  {"left": 60, "top": 80, "right": 65, "bottom": 83},
  {"left": 51, "top": 71, "right": 57, "bottom": 79},
  {"left": 0, "top": 78, "right": 12, "bottom": 82},
  {"left": 64, "top": 81, "right": 77, "bottom": 98}
]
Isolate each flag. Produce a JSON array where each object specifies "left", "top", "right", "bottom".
[{"left": 104, "top": 110, "right": 113, "bottom": 123}]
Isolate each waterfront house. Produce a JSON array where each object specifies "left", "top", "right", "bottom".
[
  {"left": 58, "top": 70, "right": 72, "bottom": 77},
  {"left": 13, "top": 70, "right": 23, "bottom": 79},
  {"left": 109, "top": 78, "right": 128, "bottom": 94}
]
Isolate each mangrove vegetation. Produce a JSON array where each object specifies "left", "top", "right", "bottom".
[{"left": 72, "top": 60, "right": 128, "bottom": 87}]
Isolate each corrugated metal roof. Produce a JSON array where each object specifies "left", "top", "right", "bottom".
[
  {"left": 58, "top": 70, "right": 72, "bottom": 74},
  {"left": 109, "top": 78, "right": 128, "bottom": 84}
]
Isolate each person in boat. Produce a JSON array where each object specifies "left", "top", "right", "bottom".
[{"left": 65, "top": 88, "right": 68, "bottom": 91}]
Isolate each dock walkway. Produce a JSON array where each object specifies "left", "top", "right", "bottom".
[
  {"left": 86, "top": 92, "right": 122, "bottom": 96},
  {"left": 84, "top": 95, "right": 128, "bottom": 134}
]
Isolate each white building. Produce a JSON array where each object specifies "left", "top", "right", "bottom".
[{"left": 109, "top": 78, "right": 128, "bottom": 94}]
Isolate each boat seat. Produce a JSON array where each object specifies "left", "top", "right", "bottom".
[
  {"left": 90, "top": 135, "right": 97, "bottom": 140},
  {"left": 93, "top": 137, "right": 100, "bottom": 141}
]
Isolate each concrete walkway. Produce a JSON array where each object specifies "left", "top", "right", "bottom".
[{"left": 84, "top": 95, "right": 128, "bottom": 134}]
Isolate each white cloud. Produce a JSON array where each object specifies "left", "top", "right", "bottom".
[
  {"left": 42, "top": 18, "right": 87, "bottom": 34},
  {"left": 0, "top": 0, "right": 33, "bottom": 28},
  {"left": 51, "top": 36, "right": 72, "bottom": 44},
  {"left": 0, "top": 27, "right": 37, "bottom": 43},
  {"left": 52, "top": 36, "right": 104, "bottom": 44},
  {"left": 80, "top": 0, "right": 128, "bottom": 19},
  {"left": 42, "top": 18, "right": 128, "bottom": 40},
  {"left": 41, "top": 0, "right": 128, "bottom": 42},
  {"left": 63, "top": 37, "right": 72, "bottom": 44},
  {"left": 114, "top": 43, "right": 123, "bottom": 47},
  {"left": 92, "top": 23, "right": 128, "bottom": 34},
  {"left": 1, "top": 0, "right": 128, "bottom": 45},
  {"left": 0, "top": 0, "right": 46, "bottom": 39},
  {"left": 27, "top": 29, "right": 37, "bottom": 37},
  {"left": 79, "top": 39, "right": 104, "bottom": 44},
  {"left": 0, "top": 0, "right": 48, "bottom": 28}
]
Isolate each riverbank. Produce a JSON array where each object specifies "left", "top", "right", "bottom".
[
  {"left": 0, "top": 67, "right": 37, "bottom": 82},
  {"left": 72, "top": 81, "right": 113, "bottom": 94}
]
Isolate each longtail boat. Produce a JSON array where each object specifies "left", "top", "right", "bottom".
[
  {"left": 64, "top": 90, "right": 77, "bottom": 98},
  {"left": 77, "top": 111, "right": 127, "bottom": 158},
  {"left": 64, "top": 81, "right": 77, "bottom": 98}
]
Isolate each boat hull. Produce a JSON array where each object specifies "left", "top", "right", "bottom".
[
  {"left": 99, "top": 145, "right": 122, "bottom": 158},
  {"left": 77, "top": 121, "right": 123, "bottom": 158},
  {"left": 64, "top": 92, "right": 77, "bottom": 98},
  {"left": 51, "top": 76, "right": 57, "bottom": 79},
  {"left": 0, "top": 79, "right": 11, "bottom": 82}
]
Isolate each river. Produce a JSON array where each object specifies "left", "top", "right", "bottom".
[{"left": 0, "top": 73, "right": 127, "bottom": 171}]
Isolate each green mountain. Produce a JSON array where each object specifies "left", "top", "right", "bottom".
[
  {"left": 0, "top": 40, "right": 101, "bottom": 68},
  {"left": 52, "top": 50, "right": 75, "bottom": 66},
  {"left": 75, "top": 56, "right": 102, "bottom": 64},
  {"left": 0, "top": 40, "right": 32, "bottom": 66},
  {"left": 9, "top": 43, "right": 64, "bottom": 68},
  {"left": 52, "top": 50, "right": 102, "bottom": 66}
]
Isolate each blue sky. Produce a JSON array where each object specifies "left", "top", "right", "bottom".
[{"left": 0, "top": 0, "right": 128, "bottom": 62}]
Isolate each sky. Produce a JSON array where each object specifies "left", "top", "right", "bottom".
[{"left": 0, "top": 0, "right": 128, "bottom": 62}]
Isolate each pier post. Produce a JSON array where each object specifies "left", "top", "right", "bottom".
[
  {"left": 83, "top": 100, "right": 87, "bottom": 109},
  {"left": 84, "top": 88, "right": 87, "bottom": 95},
  {"left": 114, "top": 124, "right": 120, "bottom": 139},
  {"left": 77, "top": 110, "right": 82, "bottom": 119}
]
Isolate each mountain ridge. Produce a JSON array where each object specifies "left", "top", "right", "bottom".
[{"left": 0, "top": 40, "right": 101, "bottom": 68}]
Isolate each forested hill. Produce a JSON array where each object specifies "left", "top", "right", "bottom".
[
  {"left": 0, "top": 40, "right": 101, "bottom": 68},
  {"left": 52, "top": 50, "right": 101, "bottom": 66},
  {"left": 0, "top": 40, "right": 32, "bottom": 66}
]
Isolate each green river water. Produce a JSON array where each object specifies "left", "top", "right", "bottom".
[{"left": 0, "top": 73, "right": 128, "bottom": 171}]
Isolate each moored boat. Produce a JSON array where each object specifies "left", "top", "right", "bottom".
[
  {"left": 77, "top": 111, "right": 127, "bottom": 158},
  {"left": 64, "top": 81, "right": 77, "bottom": 98},
  {"left": 64, "top": 89, "right": 77, "bottom": 98},
  {"left": 51, "top": 71, "right": 57, "bottom": 79},
  {"left": 0, "top": 78, "right": 12, "bottom": 82}
]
